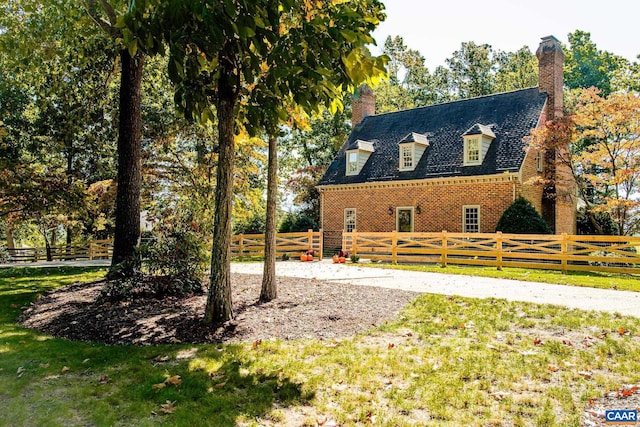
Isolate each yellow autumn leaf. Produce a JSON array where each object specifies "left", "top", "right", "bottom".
[
  {"left": 160, "top": 400, "right": 176, "bottom": 414},
  {"left": 164, "top": 375, "right": 182, "bottom": 386},
  {"left": 152, "top": 383, "right": 166, "bottom": 390}
]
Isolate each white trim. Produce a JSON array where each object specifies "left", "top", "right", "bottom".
[
  {"left": 399, "top": 144, "right": 414, "bottom": 171},
  {"left": 462, "top": 205, "right": 481, "bottom": 233},
  {"left": 346, "top": 150, "right": 359, "bottom": 176},
  {"left": 396, "top": 206, "right": 414, "bottom": 232},
  {"left": 463, "top": 136, "right": 481, "bottom": 166},
  {"left": 318, "top": 173, "right": 516, "bottom": 192},
  {"left": 344, "top": 208, "right": 357, "bottom": 232}
]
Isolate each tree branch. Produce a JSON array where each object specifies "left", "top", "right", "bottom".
[{"left": 84, "top": 0, "right": 121, "bottom": 39}]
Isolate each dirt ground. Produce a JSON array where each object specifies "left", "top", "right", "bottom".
[{"left": 18, "top": 273, "right": 418, "bottom": 346}]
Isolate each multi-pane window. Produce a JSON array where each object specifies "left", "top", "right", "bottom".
[
  {"left": 347, "top": 152, "right": 358, "bottom": 174},
  {"left": 397, "top": 207, "right": 414, "bottom": 232},
  {"left": 536, "top": 150, "right": 544, "bottom": 172},
  {"left": 344, "top": 208, "right": 357, "bottom": 232},
  {"left": 466, "top": 138, "right": 480, "bottom": 163},
  {"left": 463, "top": 206, "right": 480, "bottom": 233},
  {"left": 401, "top": 145, "right": 413, "bottom": 169}
]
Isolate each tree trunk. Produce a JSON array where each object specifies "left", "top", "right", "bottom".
[
  {"left": 204, "top": 61, "right": 238, "bottom": 324},
  {"left": 6, "top": 226, "right": 15, "bottom": 250},
  {"left": 260, "top": 134, "right": 278, "bottom": 302},
  {"left": 111, "top": 49, "right": 144, "bottom": 269}
]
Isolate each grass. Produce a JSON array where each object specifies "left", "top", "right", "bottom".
[
  {"left": 1, "top": 265, "right": 640, "bottom": 426},
  {"left": 361, "top": 262, "right": 640, "bottom": 292}
]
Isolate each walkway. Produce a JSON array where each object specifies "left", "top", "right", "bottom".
[
  {"left": 232, "top": 260, "right": 640, "bottom": 318},
  {"left": 3, "top": 259, "right": 638, "bottom": 318}
]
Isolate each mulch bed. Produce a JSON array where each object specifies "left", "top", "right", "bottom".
[{"left": 18, "top": 273, "right": 419, "bottom": 346}]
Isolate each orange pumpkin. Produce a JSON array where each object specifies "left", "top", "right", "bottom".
[
  {"left": 307, "top": 254, "right": 313, "bottom": 262},
  {"left": 332, "top": 255, "right": 339, "bottom": 263},
  {"left": 300, "top": 253, "right": 307, "bottom": 262},
  {"left": 339, "top": 256, "right": 346, "bottom": 263}
]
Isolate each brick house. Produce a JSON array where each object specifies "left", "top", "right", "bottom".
[{"left": 317, "top": 36, "right": 576, "bottom": 249}]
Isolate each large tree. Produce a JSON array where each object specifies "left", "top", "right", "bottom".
[{"left": 127, "top": 1, "right": 387, "bottom": 323}]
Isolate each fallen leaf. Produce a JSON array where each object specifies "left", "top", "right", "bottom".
[
  {"left": 98, "top": 375, "right": 110, "bottom": 384},
  {"left": 164, "top": 375, "right": 182, "bottom": 386},
  {"left": 618, "top": 327, "right": 626, "bottom": 336},
  {"left": 387, "top": 343, "right": 395, "bottom": 349},
  {"left": 252, "top": 339, "right": 262, "bottom": 350},
  {"left": 16, "top": 366, "right": 25, "bottom": 376},
  {"left": 154, "top": 355, "right": 170, "bottom": 363},
  {"left": 61, "top": 366, "right": 70, "bottom": 373},
  {"left": 152, "top": 383, "right": 166, "bottom": 390},
  {"left": 490, "top": 391, "right": 511, "bottom": 401},
  {"left": 316, "top": 417, "right": 327, "bottom": 426},
  {"left": 578, "top": 371, "right": 593, "bottom": 379},
  {"left": 255, "top": 368, "right": 264, "bottom": 375},
  {"left": 548, "top": 365, "right": 559, "bottom": 372},
  {"left": 160, "top": 400, "right": 176, "bottom": 414},
  {"left": 366, "top": 412, "right": 377, "bottom": 423},
  {"left": 170, "top": 338, "right": 181, "bottom": 344},
  {"left": 213, "top": 381, "right": 227, "bottom": 389},
  {"left": 533, "top": 338, "right": 542, "bottom": 346},
  {"left": 486, "top": 344, "right": 499, "bottom": 351},
  {"left": 562, "top": 340, "right": 573, "bottom": 346},
  {"left": 404, "top": 332, "right": 413, "bottom": 337}
]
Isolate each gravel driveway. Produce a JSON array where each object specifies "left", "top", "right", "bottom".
[{"left": 232, "top": 260, "right": 640, "bottom": 318}]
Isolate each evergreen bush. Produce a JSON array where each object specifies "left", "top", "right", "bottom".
[{"left": 495, "top": 197, "right": 552, "bottom": 234}]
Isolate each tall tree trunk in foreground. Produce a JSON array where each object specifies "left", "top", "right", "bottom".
[
  {"left": 260, "top": 134, "right": 278, "bottom": 302},
  {"left": 111, "top": 50, "right": 144, "bottom": 268},
  {"left": 204, "top": 61, "right": 238, "bottom": 324}
]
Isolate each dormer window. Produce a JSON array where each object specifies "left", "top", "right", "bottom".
[
  {"left": 398, "top": 132, "right": 429, "bottom": 172},
  {"left": 401, "top": 145, "right": 414, "bottom": 169},
  {"left": 345, "top": 139, "right": 375, "bottom": 176},
  {"left": 462, "top": 124, "right": 496, "bottom": 166},
  {"left": 466, "top": 137, "right": 480, "bottom": 164}
]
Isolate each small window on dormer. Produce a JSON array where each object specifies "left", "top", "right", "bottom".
[
  {"left": 466, "top": 138, "right": 480, "bottom": 164},
  {"left": 401, "top": 145, "right": 413, "bottom": 169},
  {"left": 347, "top": 151, "right": 358, "bottom": 174}
]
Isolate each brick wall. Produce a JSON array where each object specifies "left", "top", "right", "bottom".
[{"left": 321, "top": 175, "right": 525, "bottom": 248}]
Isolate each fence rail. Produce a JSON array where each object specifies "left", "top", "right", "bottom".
[
  {"left": 342, "top": 231, "right": 640, "bottom": 275},
  {"left": 6, "top": 239, "right": 113, "bottom": 263},
  {"left": 231, "top": 229, "right": 323, "bottom": 260}
]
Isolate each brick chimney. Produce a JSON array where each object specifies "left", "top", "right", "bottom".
[
  {"left": 536, "top": 35, "right": 564, "bottom": 120},
  {"left": 536, "top": 35, "right": 576, "bottom": 234},
  {"left": 351, "top": 84, "right": 375, "bottom": 127}
]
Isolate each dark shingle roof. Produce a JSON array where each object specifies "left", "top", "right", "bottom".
[{"left": 318, "top": 87, "right": 547, "bottom": 186}]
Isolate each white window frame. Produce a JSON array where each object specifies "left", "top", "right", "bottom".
[
  {"left": 463, "top": 137, "right": 481, "bottom": 166},
  {"left": 536, "top": 150, "right": 544, "bottom": 173},
  {"left": 344, "top": 208, "right": 357, "bottom": 232},
  {"left": 462, "top": 205, "right": 480, "bottom": 233},
  {"left": 346, "top": 150, "right": 359, "bottom": 175},
  {"left": 399, "top": 144, "right": 414, "bottom": 171},
  {"left": 396, "top": 206, "right": 414, "bottom": 232}
]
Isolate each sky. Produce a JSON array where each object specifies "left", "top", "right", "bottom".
[{"left": 371, "top": 0, "right": 640, "bottom": 68}]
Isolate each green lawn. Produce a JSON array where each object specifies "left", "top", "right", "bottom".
[
  {"left": 361, "top": 262, "right": 640, "bottom": 292},
  {"left": 1, "top": 266, "right": 640, "bottom": 426}
]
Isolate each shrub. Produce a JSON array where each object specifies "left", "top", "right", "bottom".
[
  {"left": 233, "top": 212, "right": 266, "bottom": 234},
  {"left": 0, "top": 245, "right": 11, "bottom": 263},
  {"left": 495, "top": 197, "right": 552, "bottom": 234},
  {"left": 350, "top": 254, "right": 360, "bottom": 263},
  {"left": 278, "top": 213, "right": 318, "bottom": 233},
  {"left": 577, "top": 208, "right": 618, "bottom": 235},
  {"left": 100, "top": 219, "right": 207, "bottom": 303}
]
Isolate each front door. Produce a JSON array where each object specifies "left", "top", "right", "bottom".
[{"left": 396, "top": 207, "right": 414, "bottom": 232}]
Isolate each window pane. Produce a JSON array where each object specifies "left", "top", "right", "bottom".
[
  {"left": 464, "top": 207, "right": 479, "bottom": 233},
  {"left": 467, "top": 138, "right": 479, "bottom": 162},
  {"left": 401, "top": 145, "right": 413, "bottom": 168},
  {"left": 345, "top": 209, "right": 356, "bottom": 232}
]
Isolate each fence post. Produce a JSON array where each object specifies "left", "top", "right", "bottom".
[
  {"left": 89, "top": 242, "right": 94, "bottom": 260},
  {"left": 560, "top": 232, "right": 568, "bottom": 274},
  {"left": 392, "top": 230, "right": 398, "bottom": 264},
  {"left": 352, "top": 229, "right": 358, "bottom": 257},
  {"left": 318, "top": 229, "right": 323, "bottom": 260},
  {"left": 496, "top": 231, "right": 503, "bottom": 271},
  {"left": 239, "top": 234, "right": 244, "bottom": 262},
  {"left": 307, "top": 229, "right": 313, "bottom": 254},
  {"left": 441, "top": 231, "right": 448, "bottom": 268}
]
